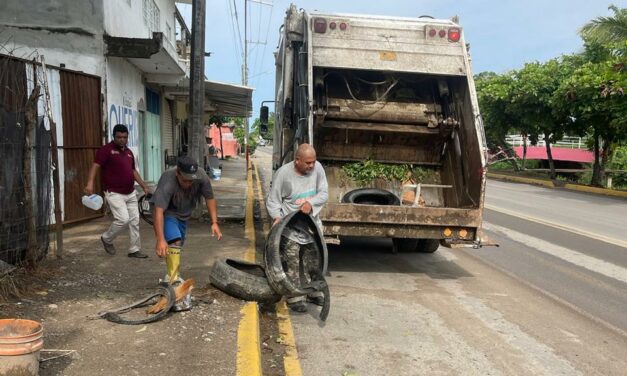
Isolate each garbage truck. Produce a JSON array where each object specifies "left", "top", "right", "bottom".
[{"left": 264, "top": 5, "right": 490, "bottom": 252}]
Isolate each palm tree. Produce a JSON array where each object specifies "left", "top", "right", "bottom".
[{"left": 580, "top": 5, "right": 627, "bottom": 44}]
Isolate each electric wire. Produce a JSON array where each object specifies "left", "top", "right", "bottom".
[
  {"left": 253, "top": 1, "right": 274, "bottom": 88},
  {"left": 226, "top": 0, "right": 243, "bottom": 68}
]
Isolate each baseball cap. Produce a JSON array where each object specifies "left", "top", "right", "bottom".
[{"left": 177, "top": 156, "right": 201, "bottom": 180}]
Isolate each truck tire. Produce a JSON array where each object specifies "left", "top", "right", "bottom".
[
  {"left": 209, "top": 258, "right": 281, "bottom": 303},
  {"left": 391, "top": 238, "right": 419, "bottom": 253},
  {"left": 416, "top": 239, "right": 440, "bottom": 253},
  {"left": 342, "top": 188, "right": 400, "bottom": 206}
]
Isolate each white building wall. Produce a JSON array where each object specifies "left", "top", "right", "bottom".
[
  {"left": 105, "top": 57, "right": 145, "bottom": 161},
  {"left": 103, "top": 0, "right": 177, "bottom": 58},
  {"left": 0, "top": 0, "right": 105, "bottom": 77}
]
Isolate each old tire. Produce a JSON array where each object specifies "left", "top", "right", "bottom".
[
  {"left": 417, "top": 239, "right": 440, "bottom": 253},
  {"left": 138, "top": 194, "right": 154, "bottom": 225},
  {"left": 342, "top": 188, "right": 400, "bottom": 206},
  {"left": 209, "top": 258, "right": 281, "bottom": 303}
]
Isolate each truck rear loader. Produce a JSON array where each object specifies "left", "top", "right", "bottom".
[{"left": 265, "top": 5, "right": 490, "bottom": 252}]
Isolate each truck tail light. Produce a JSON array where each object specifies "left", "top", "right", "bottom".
[
  {"left": 329, "top": 21, "right": 337, "bottom": 30},
  {"left": 314, "top": 18, "right": 327, "bottom": 33},
  {"left": 428, "top": 29, "right": 436, "bottom": 37},
  {"left": 339, "top": 22, "right": 348, "bottom": 31},
  {"left": 448, "top": 28, "right": 461, "bottom": 42},
  {"left": 438, "top": 29, "right": 446, "bottom": 38}
]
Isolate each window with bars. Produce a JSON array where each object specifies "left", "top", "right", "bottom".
[{"left": 142, "top": 0, "right": 160, "bottom": 33}]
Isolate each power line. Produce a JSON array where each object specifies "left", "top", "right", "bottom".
[
  {"left": 225, "top": 0, "right": 242, "bottom": 68},
  {"left": 254, "top": 2, "right": 273, "bottom": 87},
  {"left": 231, "top": 0, "right": 245, "bottom": 67}
]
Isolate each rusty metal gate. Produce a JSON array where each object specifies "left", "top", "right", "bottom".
[{"left": 59, "top": 70, "right": 103, "bottom": 223}]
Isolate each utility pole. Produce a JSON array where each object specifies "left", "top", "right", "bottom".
[
  {"left": 189, "top": 0, "right": 206, "bottom": 165},
  {"left": 243, "top": 0, "right": 249, "bottom": 169}
]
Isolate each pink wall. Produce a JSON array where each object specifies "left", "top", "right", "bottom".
[{"left": 206, "top": 124, "right": 240, "bottom": 157}]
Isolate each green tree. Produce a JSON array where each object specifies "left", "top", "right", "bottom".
[
  {"left": 475, "top": 71, "right": 521, "bottom": 170},
  {"left": 510, "top": 59, "right": 580, "bottom": 179},
  {"left": 556, "top": 50, "right": 626, "bottom": 185},
  {"left": 580, "top": 5, "right": 627, "bottom": 48}
]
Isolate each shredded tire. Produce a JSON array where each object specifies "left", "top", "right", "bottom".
[
  {"left": 138, "top": 193, "right": 154, "bottom": 225},
  {"left": 264, "top": 211, "right": 331, "bottom": 321},
  {"left": 209, "top": 258, "right": 281, "bottom": 303},
  {"left": 98, "top": 285, "right": 176, "bottom": 325}
]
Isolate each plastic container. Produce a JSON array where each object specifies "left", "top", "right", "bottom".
[
  {"left": 81, "top": 194, "right": 103, "bottom": 210},
  {"left": 211, "top": 168, "right": 222, "bottom": 181},
  {"left": 0, "top": 319, "right": 44, "bottom": 376}
]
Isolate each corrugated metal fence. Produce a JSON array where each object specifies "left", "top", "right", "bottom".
[{"left": 0, "top": 53, "right": 103, "bottom": 267}]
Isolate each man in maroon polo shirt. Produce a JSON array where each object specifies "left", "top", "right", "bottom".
[{"left": 85, "top": 124, "right": 150, "bottom": 258}]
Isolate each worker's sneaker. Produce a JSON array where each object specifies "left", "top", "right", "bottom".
[
  {"left": 307, "top": 296, "right": 325, "bottom": 306},
  {"left": 101, "top": 236, "right": 116, "bottom": 255},
  {"left": 288, "top": 301, "right": 307, "bottom": 313},
  {"left": 127, "top": 251, "right": 149, "bottom": 258}
]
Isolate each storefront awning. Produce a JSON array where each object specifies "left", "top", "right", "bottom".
[{"left": 162, "top": 79, "right": 254, "bottom": 117}]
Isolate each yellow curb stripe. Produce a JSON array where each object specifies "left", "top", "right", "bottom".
[
  {"left": 252, "top": 162, "right": 270, "bottom": 234},
  {"left": 252, "top": 161, "right": 304, "bottom": 375},
  {"left": 563, "top": 182, "right": 627, "bottom": 198},
  {"left": 237, "top": 302, "right": 262, "bottom": 376},
  {"left": 244, "top": 160, "right": 256, "bottom": 263},
  {"left": 488, "top": 172, "right": 627, "bottom": 198},
  {"left": 236, "top": 160, "right": 262, "bottom": 376},
  {"left": 487, "top": 173, "right": 555, "bottom": 188},
  {"left": 277, "top": 301, "right": 303, "bottom": 376}
]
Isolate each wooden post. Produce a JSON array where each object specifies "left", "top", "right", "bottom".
[
  {"left": 23, "top": 84, "right": 40, "bottom": 265},
  {"left": 40, "top": 56, "right": 64, "bottom": 258}
]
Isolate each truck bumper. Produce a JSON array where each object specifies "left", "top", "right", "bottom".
[{"left": 320, "top": 203, "right": 482, "bottom": 241}]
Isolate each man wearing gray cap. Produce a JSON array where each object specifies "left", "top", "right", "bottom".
[{"left": 151, "top": 156, "right": 222, "bottom": 290}]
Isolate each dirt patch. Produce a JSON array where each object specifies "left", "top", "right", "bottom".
[{"left": 0, "top": 218, "right": 250, "bottom": 375}]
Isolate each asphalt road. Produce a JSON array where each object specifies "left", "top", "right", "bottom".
[{"left": 254, "top": 147, "right": 627, "bottom": 376}]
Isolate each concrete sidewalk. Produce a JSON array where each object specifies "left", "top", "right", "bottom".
[{"left": 212, "top": 156, "right": 248, "bottom": 220}]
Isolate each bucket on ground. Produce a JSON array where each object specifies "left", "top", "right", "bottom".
[{"left": 0, "top": 319, "right": 44, "bottom": 376}]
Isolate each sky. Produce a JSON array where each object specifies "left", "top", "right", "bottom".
[{"left": 178, "top": 1, "right": 626, "bottom": 119}]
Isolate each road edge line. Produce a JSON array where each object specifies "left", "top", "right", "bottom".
[
  {"left": 484, "top": 204, "right": 627, "bottom": 249},
  {"left": 277, "top": 301, "right": 303, "bottom": 376},
  {"left": 236, "top": 160, "right": 262, "bottom": 376}
]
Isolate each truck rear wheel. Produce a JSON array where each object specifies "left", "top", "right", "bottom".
[
  {"left": 391, "top": 238, "right": 419, "bottom": 253},
  {"left": 416, "top": 239, "right": 440, "bottom": 253},
  {"left": 392, "top": 238, "right": 439, "bottom": 253}
]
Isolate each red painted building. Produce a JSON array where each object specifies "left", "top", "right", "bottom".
[{"left": 206, "top": 124, "right": 240, "bottom": 158}]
